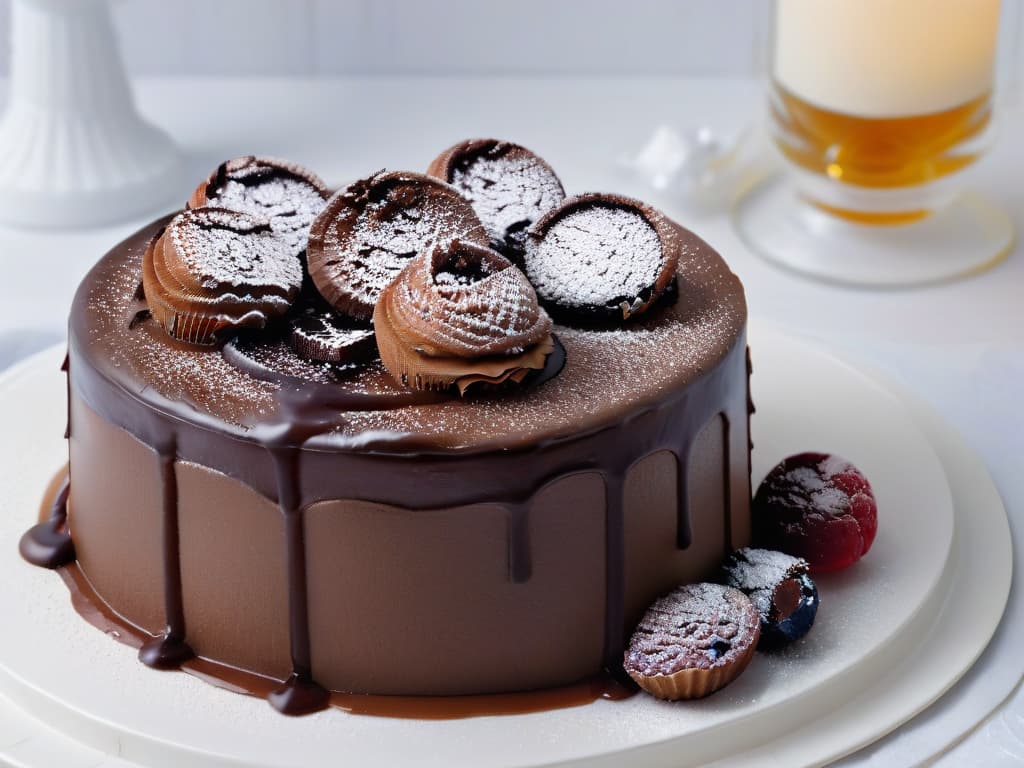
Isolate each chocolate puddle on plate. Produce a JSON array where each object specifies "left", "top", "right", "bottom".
[{"left": 32, "top": 467, "right": 636, "bottom": 719}]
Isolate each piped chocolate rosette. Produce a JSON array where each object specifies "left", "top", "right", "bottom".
[
  {"left": 427, "top": 139, "right": 565, "bottom": 262},
  {"left": 142, "top": 207, "right": 302, "bottom": 346},
  {"left": 523, "top": 193, "right": 681, "bottom": 325},
  {"left": 374, "top": 239, "right": 554, "bottom": 394},
  {"left": 306, "top": 170, "right": 489, "bottom": 321},
  {"left": 188, "top": 156, "right": 331, "bottom": 257}
]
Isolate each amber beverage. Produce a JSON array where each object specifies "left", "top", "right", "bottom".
[{"left": 772, "top": 0, "right": 1001, "bottom": 223}]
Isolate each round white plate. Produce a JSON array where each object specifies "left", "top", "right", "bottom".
[{"left": 0, "top": 326, "right": 1010, "bottom": 768}]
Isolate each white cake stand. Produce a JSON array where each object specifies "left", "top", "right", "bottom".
[
  {"left": 0, "top": 0, "right": 182, "bottom": 229},
  {"left": 0, "top": 326, "right": 1013, "bottom": 767}
]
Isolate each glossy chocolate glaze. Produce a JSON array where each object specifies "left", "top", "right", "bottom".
[
  {"left": 36, "top": 468, "right": 637, "bottom": 718},
  {"left": 28, "top": 215, "right": 750, "bottom": 715}
]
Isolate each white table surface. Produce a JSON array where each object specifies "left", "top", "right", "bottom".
[{"left": 0, "top": 76, "right": 1021, "bottom": 767}]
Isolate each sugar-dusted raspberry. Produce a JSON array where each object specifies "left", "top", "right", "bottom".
[{"left": 753, "top": 453, "right": 877, "bottom": 572}]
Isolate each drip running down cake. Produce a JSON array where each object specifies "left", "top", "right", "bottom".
[{"left": 21, "top": 141, "right": 753, "bottom": 715}]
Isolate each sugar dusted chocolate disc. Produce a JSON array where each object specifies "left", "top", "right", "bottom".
[
  {"left": 189, "top": 156, "right": 331, "bottom": 257},
  {"left": 307, "top": 171, "right": 489, "bottom": 321},
  {"left": 624, "top": 583, "right": 760, "bottom": 700},
  {"left": 288, "top": 305, "right": 377, "bottom": 365},
  {"left": 524, "top": 193, "right": 681, "bottom": 324},
  {"left": 142, "top": 207, "right": 302, "bottom": 346},
  {"left": 427, "top": 139, "right": 565, "bottom": 261}
]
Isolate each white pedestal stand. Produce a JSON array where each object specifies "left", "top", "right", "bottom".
[{"left": 0, "top": 0, "right": 182, "bottom": 229}]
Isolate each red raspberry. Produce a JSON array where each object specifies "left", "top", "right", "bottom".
[{"left": 753, "top": 453, "right": 877, "bottom": 572}]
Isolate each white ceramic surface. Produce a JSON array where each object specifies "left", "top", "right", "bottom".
[
  {"left": 0, "top": 0, "right": 182, "bottom": 229},
  {"left": 0, "top": 325, "right": 1008, "bottom": 767}
]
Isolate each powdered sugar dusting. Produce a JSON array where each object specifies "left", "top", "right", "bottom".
[
  {"left": 170, "top": 208, "right": 302, "bottom": 295},
  {"left": 526, "top": 205, "right": 663, "bottom": 309},
  {"left": 209, "top": 175, "right": 327, "bottom": 257},
  {"left": 450, "top": 147, "right": 564, "bottom": 255},
  {"left": 624, "top": 583, "right": 759, "bottom": 676}
]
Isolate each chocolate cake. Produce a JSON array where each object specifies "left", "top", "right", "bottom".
[{"left": 21, "top": 145, "right": 752, "bottom": 716}]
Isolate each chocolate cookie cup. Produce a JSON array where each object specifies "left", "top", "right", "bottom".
[
  {"left": 625, "top": 583, "right": 760, "bottom": 700},
  {"left": 142, "top": 207, "right": 302, "bottom": 346},
  {"left": 306, "top": 170, "right": 489, "bottom": 321},
  {"left": 523, "top": 193, "right": 681, "bottom": 325},
  {"left": 427, "top": 139, "right": 565, "bottom": 261}
]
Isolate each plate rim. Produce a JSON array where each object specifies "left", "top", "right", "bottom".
[{"left": 0, "top": 328, "right": 1009, "bottom": 768}]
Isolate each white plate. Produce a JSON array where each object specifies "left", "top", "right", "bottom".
[{"left": 0, "top": 326, "right": 1009, "bottom": 768}]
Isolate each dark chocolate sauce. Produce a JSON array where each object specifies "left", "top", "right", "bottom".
[
  {"left": 19, "top": 473, "right": 74, "bottom": 569},
  {"left": 138, "top": 442, "right": 195, "bottom": 669}
]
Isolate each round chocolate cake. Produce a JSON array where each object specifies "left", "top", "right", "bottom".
[{"left": 21, "top": 145, "right": 752, "bottom": 716}]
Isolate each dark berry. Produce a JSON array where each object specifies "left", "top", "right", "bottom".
[
  {"left": 753, "top": 453, "right": 877, "bottom": 572},
  {"left": 721, "top": 547, "right": 819, "bottom": 650}
]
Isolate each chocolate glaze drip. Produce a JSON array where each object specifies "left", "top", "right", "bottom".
[
  {"left": 138, "top": 442, "right": 195, "bottom": 669},
  {"left": 675, "top": 447, "right": 693, "bottom": 549},
  {"left": 602, "top": 474, "right": 627, "bottom": 673},
  {"left": 19, "top": 472, "right": 74, "bottom": 569},
  {"left": 265, "top": 445, "right": 330, "bottom": 715},
  {"left": 505, "top": 502, "right": 532, "bottom": 583},
  {"left": 22, "top": 353, "right": 76, "bottom": 568},
  {"left": 23, "top": 218, "right": 751, "bottom": 716}
]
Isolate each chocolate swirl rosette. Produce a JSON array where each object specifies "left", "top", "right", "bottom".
[{"left": 374, "top": 239, "right": 554, "bottom": 394}]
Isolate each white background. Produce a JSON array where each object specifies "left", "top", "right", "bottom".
[{"left": 0, "top": 0, "right": 768, "bottom": 77}]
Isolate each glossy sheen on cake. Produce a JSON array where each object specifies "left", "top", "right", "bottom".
[{"left": 27, "top": 206, "right": 751, "bottom": 713}]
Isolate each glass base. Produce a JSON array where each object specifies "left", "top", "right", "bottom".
[{"left": 733, "top": 174, "right": 1014, "bottom": 288}]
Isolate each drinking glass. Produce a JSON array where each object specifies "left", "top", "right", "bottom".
[{"left": 734, "top": 0, "right": 1020, "bottom": 287}]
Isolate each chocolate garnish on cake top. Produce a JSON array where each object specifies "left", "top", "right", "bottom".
[
  {"left": 189, "top": 156, "right": 331, "bottom": 257},
  {"left": 427, "top": 139, "right": 565, "bottom": 262},
  {"left": 524, "top": 193, "right": 681, "bottom": 325},
  {"left": 306, "top": 170, "right": 489, "bottom": 321},
  {"left": 375, "top": 238, "right": 554, "bottom": 394},
  {"left": 141, "top": 207, "right": 302, "bottom": 346}
]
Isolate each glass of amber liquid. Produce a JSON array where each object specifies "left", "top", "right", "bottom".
[{"left": 735, "top": 0, "right": 1016, "bottom": 286}]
